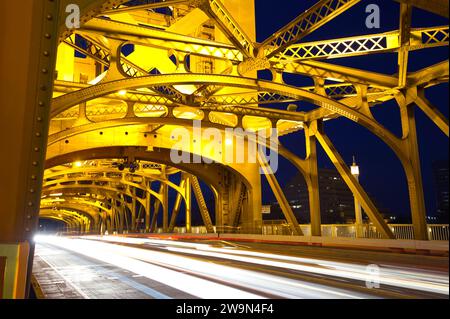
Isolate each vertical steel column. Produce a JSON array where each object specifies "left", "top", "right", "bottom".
[
  {"left": 398, "top": 96, "right": 429, "bottom": 240},
  {"left": 185, "top": 174, "right": 192, "bottom": 233},
  {"left": 304, "top": 122, "right": 321, "bottom": 236},
  {"left": 0, "top": 0, "right": 59, "bottom": 298},
  {"left": 131, "top": 187, "right": 137, "bottom": 232}
]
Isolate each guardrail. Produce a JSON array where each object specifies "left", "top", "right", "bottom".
[
  {"left": 56, "top": 223, "right": 449, "bottom": 241},
  {"left": 162, "top": 224, "right": 449, "bottom": 241}
]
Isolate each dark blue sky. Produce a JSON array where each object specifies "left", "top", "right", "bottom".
[{"left": 255, "top": 0, "right": 449, "bottom": 220}]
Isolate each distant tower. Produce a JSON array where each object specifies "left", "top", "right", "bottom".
[{"left": 351, "top": 156, "right": 364, "bottom": 237}]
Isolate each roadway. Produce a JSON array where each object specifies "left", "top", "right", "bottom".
[{"left": 32, "top": 235, "right": 449, "bottom": 299}]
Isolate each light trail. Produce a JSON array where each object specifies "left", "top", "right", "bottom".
[
  {"left": 84, "top": 235, "right": 450, "bottom": 295},
  {"left": 33, "top": 235, "right": 449, "bottom": 299},
  {"left": 35, "top": 235, "right": 262, "bottom": 299}
]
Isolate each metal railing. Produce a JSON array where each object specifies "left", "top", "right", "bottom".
[
  {"left": 263, "top": 223, "right": 450, "bottom": 241},
  {"left": 160, "top": 223, "right": 449, "bottom": 241}
]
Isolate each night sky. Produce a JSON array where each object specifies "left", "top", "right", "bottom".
[{"left": 255, "top": 0, "right": 449, "bottom": 221}]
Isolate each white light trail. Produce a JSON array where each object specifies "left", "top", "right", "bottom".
[
  {"left": 35, "top": 235, "right": 262, "bottom": 299},
  {"left": 85, "top": 235, "right": 449, "bottom": 295},
  {"left": 34, "top": 235, "right": 449, "bottom": 298}
]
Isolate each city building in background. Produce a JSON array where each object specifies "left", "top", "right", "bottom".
[
  {"left": 433, "top": 160, "right": 449, "bottom": 223},
  {"left": 269, "top": 168, "right": 395, "bottom": 224}
]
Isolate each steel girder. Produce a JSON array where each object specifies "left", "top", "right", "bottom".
[
  {"left": 271, "top": 26, "right": 449, "bottom": 63},
  {"left": 262, "top": 0, "right": 361, "bottom": 58}
]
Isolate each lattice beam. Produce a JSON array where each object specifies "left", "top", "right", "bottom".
[
  {"left": 272, "top": 26, "right": 449, "bottom": 62},
  {"left": 262, "top": 0, "right": 361, "bottom": 58}
]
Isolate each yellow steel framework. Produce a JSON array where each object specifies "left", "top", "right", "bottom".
[{"left": 0, "top": 0, "right": 449, "bottom": 298}]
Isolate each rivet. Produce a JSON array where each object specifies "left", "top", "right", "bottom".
[
  {"left": 30, "top": 189, "right": 35, "bottom": 193},
  {"left": 31, "top": 175, "right": 37, "bottom": 180},
  {"left": 45, "top": 33, "right": 51, "bottom": 39},
  {"left": 37, "top": 117, "right": 43, "bottom": 122},
  {"left": 27, "top": 215, "right": 32, "bottom": 220},
  {"left": 32, "top": 161, "right": 38, "bottom": 166},
  {"left": 25, "top": 228, "right": 30, "bottom": 232},
  {"left": 38, "top": 101, "right": 44, "bottom": 107},
  {"left": 35, "top": 132, "right": 41, "bottom": 137},
  {"left": 46, "top": 14, "right": 53, "bottom": 20},
  {"left": 42, "top": 69, "right": 48, "bottom": 74},
  {"left": 40, "top": 85, "right": 47, "bottom": 91},
  {"left": 43, "top": 51, "right": 49, "bottom": 56},
  {"left": 28, "top": 202, "right": 33, "bottom": 207},
  {"left": 34, "top": 147, "right": 40, "bottom": 152}
]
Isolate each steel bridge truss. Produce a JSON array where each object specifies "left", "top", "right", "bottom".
[{"left": 39, "top": 0, "right": 450, "bottom": 241}]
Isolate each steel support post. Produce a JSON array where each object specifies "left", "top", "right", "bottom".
[
  {"left": 304, "top": 122, "right": 322, "bottom": 236},
  {"left": 258, "top": 154, "right": 303, "bottom": 236},
  {"left": 398, "top": 97, "right": 429, "bottom": 240},
  {"left": 0, "top": 0, "right": 59, "bottom": 298}
]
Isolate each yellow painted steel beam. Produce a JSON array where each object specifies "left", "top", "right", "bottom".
[
  {"left": 50, "top": 73, "right": 367, "bottom": 119},
  {"left": 272, "top": 26, "right": 448, "bottom": 62},
  {"left": 58, "top": 0, "right": 131, "bottom": 41},
  {"left": 41, "top": 198, "right": 104, "bottom": 216},
  {"left": 43, "top": 176, "right": 162, "bottom": 201},
  {"left": 397, "top": 94, "right": 429, "bottom": 240},
  {"left": 63, "top": 34, "right": 110, "bottom": 66},
  {"left": 43, "top": 166, "right": 183, "bottom": 195},
  {"left": 169, "top": 177, "right": 188, "bottom": 232},
  {"left": 103, "top": 0, "right": 190, "bottom": 15},
  {"left": 414, "top": 91, "right": 449, "bottom": 137},
  {"left": 191, "top": 175, "right": 215, "bottom": 233},
  {"left": 280, "top": 60, "right": 400, "bottom": 88},
  {"left": 50, "top": 73, "right": 406, "bottom": 165},
  {"left": 408, "top": 60, "right": 449, "bottom": 87},
  {"left": 197, "top": 0, "right": 255, "bottom": 58},
  {"left": 42, "top": 185, "right": 149, "bottom": 209},
  {"left": 230, "top": 183, "right": 246, "bottom": 228},
  {"left": 262, "top": 0, "right": 361, "bottom": 58},
  {"left": 80, "top": 18, "right": 243, "bottom": 61},
  {"left": 258, "top": 153, "right": 303, "bottom": 236},
  {"left": 398, "top": 4, "right": 413, "bottom": 88},
  {"left": 150, "top": 183, "right": 166, "bottom": 232},
  {"left": 0, "top": 243, "right": 29, "bottom": 299}
]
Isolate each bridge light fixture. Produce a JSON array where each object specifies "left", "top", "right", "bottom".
[
  {"left": 351, "top": 156, "right": 360, "bottom": 177},
  {"left": 118, "top": 90, "right": 127, "bottom": 96},
  {"left": 74, "top": 161, "right": 83, "bottom": 168}
]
